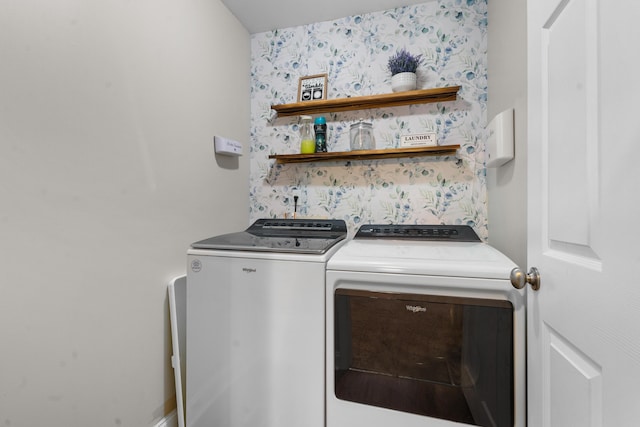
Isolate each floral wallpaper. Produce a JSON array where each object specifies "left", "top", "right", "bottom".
[{"left": 249, "top": 0, "right": 488, "bottom": 239}]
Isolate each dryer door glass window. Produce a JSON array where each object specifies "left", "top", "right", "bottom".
[{"left": 334, "top": 289, "right": 514, "bottom": 426}]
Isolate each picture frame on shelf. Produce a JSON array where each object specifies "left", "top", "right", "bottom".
[{"left": 297, "top": 74, "right": 328, "bottom": 102}]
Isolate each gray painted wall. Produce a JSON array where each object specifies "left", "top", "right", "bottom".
[
  {"left": 0, "top": 1, "right": 250, "bottom": 425},
  {"left": 487, "top": 0, "right": 528, "bottom": 268}
]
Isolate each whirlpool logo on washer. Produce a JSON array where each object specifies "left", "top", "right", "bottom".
[
  {"left": 242, "top": 267, "right": 257, "bottom": 273},
  {"left": 190, "top": 259, "right": 202, "bottom": 273},
  {"left": 406, "top": 305, "right": 427, "bottom": 313}
]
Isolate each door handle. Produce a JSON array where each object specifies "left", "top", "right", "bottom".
[{"left": 510, "top": 267, "right": 541, "bottom": 291}]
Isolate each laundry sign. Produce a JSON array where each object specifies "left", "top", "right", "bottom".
[{"left": 400, "top": 132, "right": 437, "bottom": 147}]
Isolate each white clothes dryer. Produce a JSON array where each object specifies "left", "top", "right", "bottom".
[
  {"left": 186, "top": 219, "right": 347, "bottom": 427},
  {"left": 326, "top": 224, "right": 525, "bottom": 427}
]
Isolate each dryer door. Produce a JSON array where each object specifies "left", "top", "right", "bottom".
[
  {"left": 327, "top": 267, "right": 526, "bottom": 427},
  {"left": 333, "top": 289, "right": 513, "bottom": 426}
]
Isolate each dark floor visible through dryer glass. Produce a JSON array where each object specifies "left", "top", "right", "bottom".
[{"left": 335, "top": 367, "right": 475, "bottom": 424}]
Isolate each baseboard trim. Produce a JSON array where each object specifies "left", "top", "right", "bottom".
[{"left": 152, "top": 409, "right": 178, "bottom": 427}]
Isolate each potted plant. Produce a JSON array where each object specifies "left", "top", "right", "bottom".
[{"left": 387, "top": 49, "right": 423, "bottom": 92}]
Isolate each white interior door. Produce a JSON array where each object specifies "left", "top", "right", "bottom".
[{"left": 527, "top": 0, "right": 640, "bottom": 425}]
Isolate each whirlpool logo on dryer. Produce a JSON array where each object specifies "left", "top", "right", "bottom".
[
  {"left": 406, "top": 305, "right": 427, "bottom": 313},
  {"left": 242, "top": 267, "right": 257, "bottom": 273}
]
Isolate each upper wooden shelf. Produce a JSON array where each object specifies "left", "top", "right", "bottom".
[
  {"left": 270, "top": 86, "right": 461, "bottom": 117},
  {"left": 268, "top": 145, "right": 460, "bottom": 164}
]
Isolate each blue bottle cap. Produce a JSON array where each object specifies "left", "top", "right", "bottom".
[{"left": 314, "top": 116, "right": 326, "bottom": 125}]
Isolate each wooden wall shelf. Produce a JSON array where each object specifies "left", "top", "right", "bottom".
[
  {"left": 268, "top": 145, "right": 460, "bottom": 164},
  {"left": 270, "top": 86, "right": 461, "bottom": 117}
]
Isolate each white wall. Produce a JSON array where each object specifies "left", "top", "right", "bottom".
[
  {"left": 0, "top": 1, "right": 249, "bottom": 425},
  {"left": 486, "top": 0, "right": 527, "bottom": 267}
]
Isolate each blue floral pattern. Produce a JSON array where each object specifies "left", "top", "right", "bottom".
[{"left": 249, "top": 0, "right": 488, "bottom": 239}]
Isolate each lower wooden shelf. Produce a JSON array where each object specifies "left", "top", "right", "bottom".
[{"left": 268, "top": 145, "right": 460, "bottom": 164}]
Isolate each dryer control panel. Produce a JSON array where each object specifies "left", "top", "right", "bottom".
[{"left": 355, "top": 224, "right": 480, "bottom": 241}]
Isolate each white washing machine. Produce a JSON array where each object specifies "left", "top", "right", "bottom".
[
  {"left": 326, "top": 224, "right": 525, "bottom": 427},
  {"left": 186, "top": 219, "right": 347, "bottom": 427}
]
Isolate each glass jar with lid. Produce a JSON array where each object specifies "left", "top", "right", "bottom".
[{"left": 350, "top": 119, "right": 375, "bottom": 151}]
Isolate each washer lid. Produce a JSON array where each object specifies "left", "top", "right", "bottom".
[
  {"left": 191, "top": 218, "right": 347, "bottom": 254},
  {"left": 327, "top": 239, "right": 518, "bottom": 279}
]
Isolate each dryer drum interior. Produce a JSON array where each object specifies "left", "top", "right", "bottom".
[{"left": 334, "top": 289, "right": 514, "bottom": 427}]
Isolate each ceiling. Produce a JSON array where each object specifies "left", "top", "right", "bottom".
[{"left": 221, "top": 0, "right": 433, "bottom": 34}]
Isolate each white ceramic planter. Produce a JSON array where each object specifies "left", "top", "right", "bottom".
[{"left": 391, "top": 72, "right": 417, "bottom": 92}]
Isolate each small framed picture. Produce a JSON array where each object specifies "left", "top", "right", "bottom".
[{"left": 298, "top": 74, "right": 328, "bottom": 102}]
